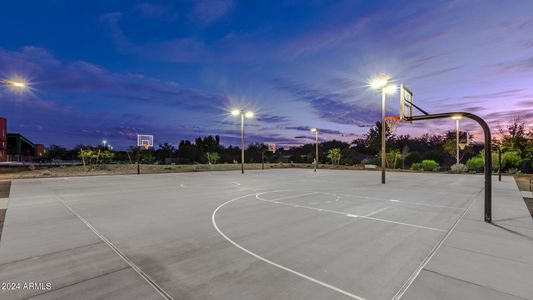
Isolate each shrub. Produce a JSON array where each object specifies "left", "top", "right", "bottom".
[
  {"left": 466, "top": 157, "right": 484, "bottom": 172},
  {"left": 420, "top": 160, "right": 439, "bottom": 171},
  {"left": 450, "top": 163, "right": 468, "bottom": 173},
  {"left": 411, "top": 162, "right": 421, "bottom": 170},
  {"left": 502, "top": 151, "right": 521, "bottom": 170}
]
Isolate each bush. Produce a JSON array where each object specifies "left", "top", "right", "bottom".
[
  {"left": 450, "top": 163, "right": 468, "bottom": 173},
  {"left": 420, "top": 160, "right": 439, "bottom": 171},
  {"left": 466, "top": 157, "right": 484, "bottom": 172},
  {"left": 411, "top": 163, "right": 421, "bottom": 170},
  {"left": 405, "top": 152, "right": 422, "bottom": 167},
  {"left": 502, "top": 151, "right": 521, "bottom": 170}
]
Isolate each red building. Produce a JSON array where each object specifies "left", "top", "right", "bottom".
[{"left": 0, "top": 117, "right": 44, "bottom": 162}]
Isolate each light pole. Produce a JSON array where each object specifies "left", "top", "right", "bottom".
[
  {"left": 370, "top": 75, "right": 396, "bottom": 184},
  {"left": 102, "top": 140, "right": 107, "bottom": 150},
  {"left": 231, "top": 109, "right": 254, "bottom": 174},
  {"left": 310, "top": 128, "right": 318, "bottom": 172},
  {"left": 452, "top": 115, "right": 462, "bottom": 165}
]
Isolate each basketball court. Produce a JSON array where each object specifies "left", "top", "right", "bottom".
[{"left": 1, "top": 169, "right": 532, "bottom": 300}]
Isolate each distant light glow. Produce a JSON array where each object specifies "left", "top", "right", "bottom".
[
  {"left": 10, "top": 81, "right": 26, "bottom": 88},
  {"left": 451, "top": 115, "right": 463, "bottom": 120},
  {"left": 310, "top": 128, "right": 317, "bottom": 132},
  {"left": 369, "top": 74, "right": 390, "bottom": 89},
  {"left": 244, "top": 111, "right": 254, "bottom": 118},
  {"left": 1, "top": 76, "right": 30, "bottom": 94},
  {"left": 231, "top": 109, "right": 241, "bottom": 116}
]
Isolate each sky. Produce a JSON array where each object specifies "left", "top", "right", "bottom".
[{"left": 0, "top": 0, "right": 532, "bottom": 149}]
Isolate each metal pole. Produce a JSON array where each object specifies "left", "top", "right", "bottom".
[
  {"left": 456, "top": 119, "right": 460, "bottom": 165},
  {"left": 241, "top": 112, "right": 244, "bottom": 174},
  {"left": 408, "top": 112, "right": 492, "bottom": 222},
  {"left": 262, "top": 150, "right": 265, "bottom": 170},
  {"left": 315, "top": 130, "right": 318, "bottom": 172},
  {"left": 381, "top": 89, "right": 386, "bottom": 184},
  {"left": 498, "top": 147, "right": 502, "bottom": 182}
]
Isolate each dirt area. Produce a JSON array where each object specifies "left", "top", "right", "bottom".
[
  {"left": 514, "top": 174, "right": 533, "bottom": 217},
  {"left": 0, "top": 163, "right": 353, "bottom": 180},
  {"left": 0, "top": 181, "right": 11, "bottom": 243}
]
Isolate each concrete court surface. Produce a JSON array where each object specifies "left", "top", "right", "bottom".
[{"left": 0, "top": 169, "right": 532, "bottom": 300}]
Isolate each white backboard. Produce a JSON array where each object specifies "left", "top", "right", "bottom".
[{"left": 137, "top": 134, "right": 154, "bottom": 149}]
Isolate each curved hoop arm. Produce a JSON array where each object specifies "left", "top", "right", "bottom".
[{"left": 407, "top": 112, "right": 492, "bottom": 223}]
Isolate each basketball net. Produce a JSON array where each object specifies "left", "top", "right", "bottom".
[
  {"left": 384, "top": 116, "right": 401, "bottom": 132},
  {"left": 142, "top": 143, "right": 149, "bottom": 150}
]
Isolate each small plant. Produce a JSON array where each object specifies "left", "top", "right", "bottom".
[
  {"left": 206, "top": 152, "right": 220, "bottom": 165},
  {"left": 466, "top": 157, "right": 484, "bottom": 172},
  {"left": 420, "top": 160, "right": 439, "bottom": 171},
  {"left": 411, "top": 162, "right": 421, "bottom": 170},
  {"left": 327, "top": 148, "right": 342, "bottom": 165},
  {"left": 450, "top": 163, "right": 468, "bottom": 173}
]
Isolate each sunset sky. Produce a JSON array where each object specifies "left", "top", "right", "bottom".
[{"left": 0, "top": 0, "right": 532, "bottom": 149}]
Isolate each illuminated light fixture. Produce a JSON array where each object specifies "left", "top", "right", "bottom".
[
  {"left": 10, "top": 81, "right": 26, "bottom": 88},
  {"left": 231, "top": 109, "right": 241, "bottom": 116},
  {"left": 310, "top": 128, "right": 317, "bottom": 132},
  {"left": 451, "top": 115, "right": 463, "bottom": 120},
  {"left": 245, "top": 111, "right": 254, "bottom": 118},
  {"left": 369, "top": 74, "right": 390, "bottom": 90}
]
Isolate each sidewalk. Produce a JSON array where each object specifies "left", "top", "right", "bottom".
[{"left": 403, "top": 176, "right": 533, "bottom": 300}]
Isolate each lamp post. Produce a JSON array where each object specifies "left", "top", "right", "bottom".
[
  {"left": 370, "top": 75, "right": 396, "bottom": 184},
  {"left": 231, "top": 109, "right": 254, "bottom": 174},
  {"left": 102, "top": 140, "right": 107, "bottom": 150},
  {"left": 452, "top": 115, "right": 462, "bottom": 165},
  {"left": 310, "top": 128, "right": 318, "bottom": 172}
]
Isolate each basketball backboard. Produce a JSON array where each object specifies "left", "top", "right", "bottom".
[
  {"left": 400, "top": 84, "right": 413, "bottom": 122},
  {"left": 137, "top": 134, "right": 153, "bottom": 149},
  {"left": 268, "top": 143, "right": 276, "bottom": 153}
]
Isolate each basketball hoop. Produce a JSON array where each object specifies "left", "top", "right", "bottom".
[
  {"left": 137, "top": 134, "right": 153, "bottom": 150},
  {"left": 384, "top": 116, "right": 401, "bottom": 132},
  {"left": 459, "top": 143, "right": 468, "bottom": 150}
]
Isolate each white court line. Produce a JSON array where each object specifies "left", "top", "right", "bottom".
[
  {"left": 56, "top": 198, "right": 173, "bottom": 300},
  {"left": 212, "top": 193, "right": 367, "bottom": 300},
  {"left": 256, "top": 193, "right": 445, "bottom": 232},
  {"left": 392, "top": 187, "right": 483, "bottom": 300},
  {"left": 337, "top": 193, "right": 465, "bottom": 210}
]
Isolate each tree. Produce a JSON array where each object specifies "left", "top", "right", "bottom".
[
  {"left": 365, "top": 121, "right": 394, "bottom": 154},
  {"left": 499, "top": 116, "right": 532, "bottom": 158},
  {"left": 206, "top": 152, "right": 220, "bottom": 165},
  {"left": 386, "top": 149, "right": 401, "bottom": 168},
  {"left": 46, "top": 144, "right": 68, "bottom": 160},
  {"left": 155, "top": 143, "right": 176, "bottom": 162},
  {"left": 327, "top": 148, "right": 341, "bottom": 165},
  {"left": 78, "top": 148, "right": 113, "bottom": 169}
]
